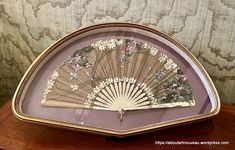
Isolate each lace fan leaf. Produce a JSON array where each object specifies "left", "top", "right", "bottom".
[{"left": 41, "top": 39, "right": 195, "bottom": 111}]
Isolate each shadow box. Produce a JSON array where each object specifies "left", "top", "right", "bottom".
[{"left": 12, "top": 23, "right": 220, "bottom": 137}]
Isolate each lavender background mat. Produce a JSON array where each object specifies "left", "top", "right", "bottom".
[{"left": 20, "top": 29, "right": 212, "bottom": 131}]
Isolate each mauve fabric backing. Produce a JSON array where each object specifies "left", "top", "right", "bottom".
[{"left": 20, "top": 30, "right": 211, "bottom": 131}]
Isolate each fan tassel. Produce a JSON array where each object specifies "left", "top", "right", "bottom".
[{"left": 119, "top": 109, "right": 125, "bottom": 122}]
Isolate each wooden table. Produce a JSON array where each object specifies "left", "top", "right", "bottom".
[{"left": 0, "top": 100, "right": 234, "bottom": 150}]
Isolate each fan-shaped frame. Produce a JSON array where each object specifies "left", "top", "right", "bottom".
[{"left": 12, "top": 23, "right": 220, "bottom": 137}]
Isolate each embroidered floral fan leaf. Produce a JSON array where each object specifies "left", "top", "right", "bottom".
[{"left": 41, "top": 39, "right": 195, "bottom": 112}]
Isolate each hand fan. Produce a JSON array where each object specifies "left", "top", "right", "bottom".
[{"left": 41, "top": 38, "right": 195, "bottom": 121}]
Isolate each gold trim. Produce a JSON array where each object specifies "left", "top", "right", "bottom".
[{"left": 12, "top": 23, "right": 220, "bottom": 137}]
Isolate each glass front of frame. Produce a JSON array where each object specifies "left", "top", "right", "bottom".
[{"left": 14, "top": 24, "right": 219, "bottom": 135}]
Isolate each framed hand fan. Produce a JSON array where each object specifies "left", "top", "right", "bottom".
[{"left": 12, "top": 23, "right": 220, "bottom": 137}]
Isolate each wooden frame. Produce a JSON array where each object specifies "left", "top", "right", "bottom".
[{"left": 12, "top": 23, "right": 220, "bottom": 137}]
